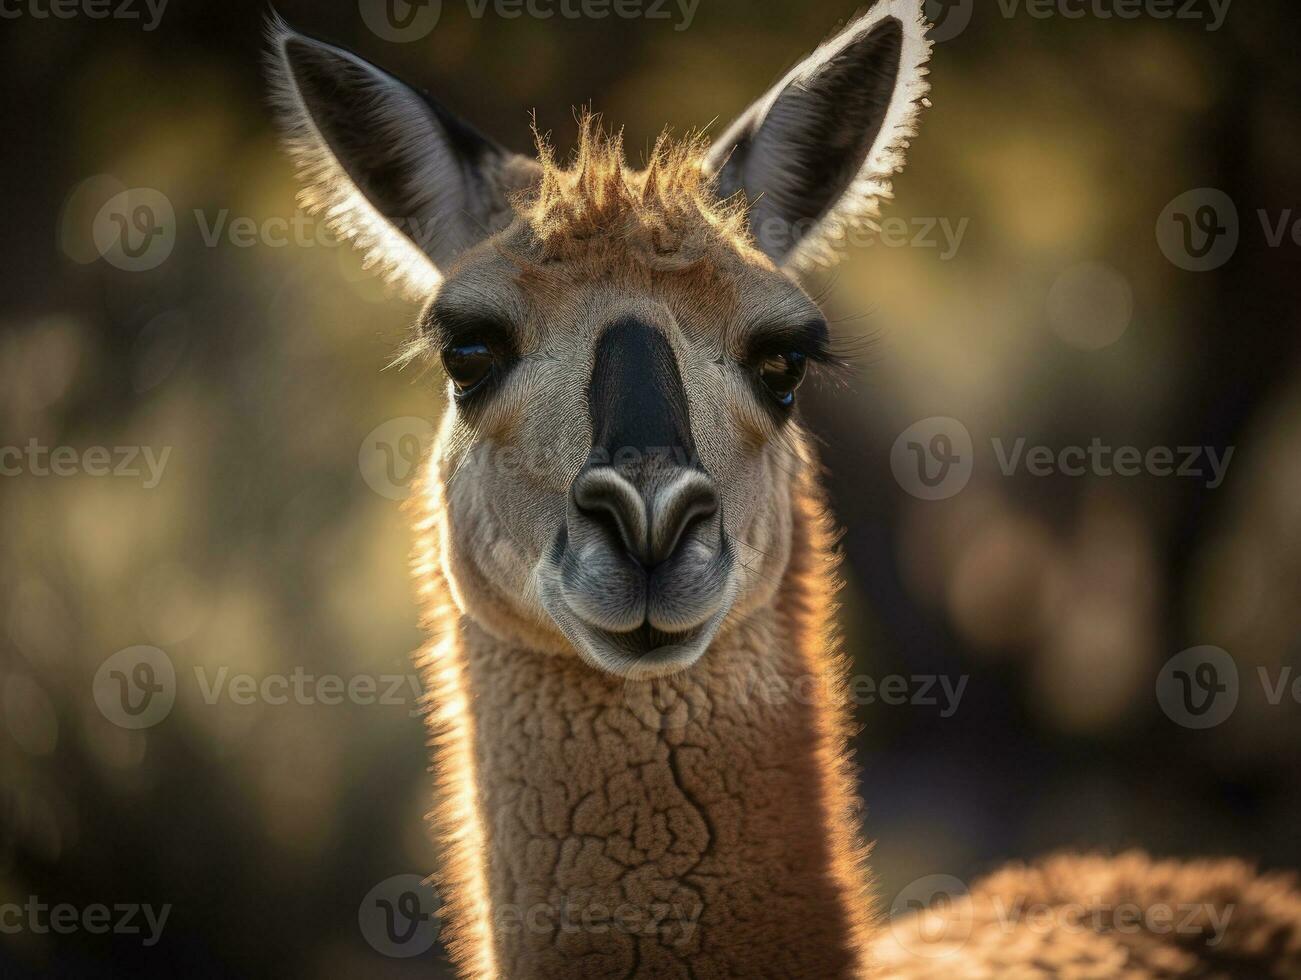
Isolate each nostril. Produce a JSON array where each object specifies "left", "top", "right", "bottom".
[
  {"left": 650, "top": 473, "right": 720, "bottom": 566},
  {"left": 572, "top": 468, "right": 649, "bottom": 561}
]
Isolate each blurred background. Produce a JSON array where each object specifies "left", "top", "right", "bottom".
[{"left": 3, "top": 0, "right": 1301, "bottom": 975}]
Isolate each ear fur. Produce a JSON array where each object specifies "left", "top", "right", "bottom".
[
  {"left": 265, "top": 14, "right": 539, "bottom": 298},
  {"left": 705, "top": 0, "right": 933, "bottom": 270}
]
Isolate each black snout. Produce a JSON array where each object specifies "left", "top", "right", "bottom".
[
  {"left": 555, "top": 316, "right": 731, "bottom": 640},
  {"left": 574, "top": 316, "right": 718, "bottom": 569}
]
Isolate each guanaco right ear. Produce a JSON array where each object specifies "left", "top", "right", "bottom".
[
  {"left": 705, "top": 0, "right": 933, "bottom": 270},
  {"left": 266, "top": 16, "right": 540, "bottom": 297}
]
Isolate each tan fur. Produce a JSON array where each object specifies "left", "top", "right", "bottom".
[
  {"left": 401, "top": 132, "right": 1301, "bottom": 979},
  {"left": 413, "top": 400, "right": 872, "bottom": 977},
  {"left": 265, "top": 4, "right": 1301, "bottom": 968},
  {"left": 873, "top": 852, "right": 1301, "bottom": 978}
]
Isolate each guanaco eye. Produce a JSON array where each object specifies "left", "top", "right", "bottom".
[
  {"left": 442, "top": 343, "right": 494, "bottom": 395},
  {"left": 757, "top": 351, "right": 807, "bottom": 406}
]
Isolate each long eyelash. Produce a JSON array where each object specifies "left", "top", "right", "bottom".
[
  {"left": 749, "top": 318, "right": 833, "bottom": 363},
  {"left": 387, "top": 331, "right": 438, "bottom": 372}
]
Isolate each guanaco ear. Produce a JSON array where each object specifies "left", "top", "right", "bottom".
[
  {"left": 705, "top": 0, "right": 933, "bottom": 270},
  {"left": 266, "top": 17, "right": 539, "bottom": 297}
]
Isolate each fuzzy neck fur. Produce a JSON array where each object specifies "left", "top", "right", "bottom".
[{"left": 414, "top": 469, "right": 873, "bottom": 979}]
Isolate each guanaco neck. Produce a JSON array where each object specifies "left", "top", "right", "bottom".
[{"left": 417, "top": 483, "right": 873, "bottom": 979}]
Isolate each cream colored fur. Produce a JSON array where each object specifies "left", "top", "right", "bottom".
[{"left": 266, "top": 3, "right": 1301, "bottom": 976}]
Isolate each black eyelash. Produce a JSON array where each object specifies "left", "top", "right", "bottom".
[
  {"left": 746, "top": 317, "right": 834, "bottom": 365},
  {"left": 425, "top": 306, "right": 517, "bottom": 355}
]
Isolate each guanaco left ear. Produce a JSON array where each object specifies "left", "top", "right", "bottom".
[
  {"left": 265, "top": 16, "right": 540, "bottom": 297},
  {"left": 705, "top": 0, "right": 933, "bottom": 270}
]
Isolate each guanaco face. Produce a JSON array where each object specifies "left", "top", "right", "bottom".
[{"left": 268, "top": 0, "right": 932, "bottom": 678}]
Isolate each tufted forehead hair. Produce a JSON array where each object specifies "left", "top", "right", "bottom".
[
  {"left": 516, "top": 113, "right": 752, "bottom": 269},
  {"left": 269, "top": 1, "right": 933, "bottom": 295}
]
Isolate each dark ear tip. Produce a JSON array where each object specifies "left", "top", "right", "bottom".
[{"left": 267, "top": 17, "right": 353, "bottom": 85}]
